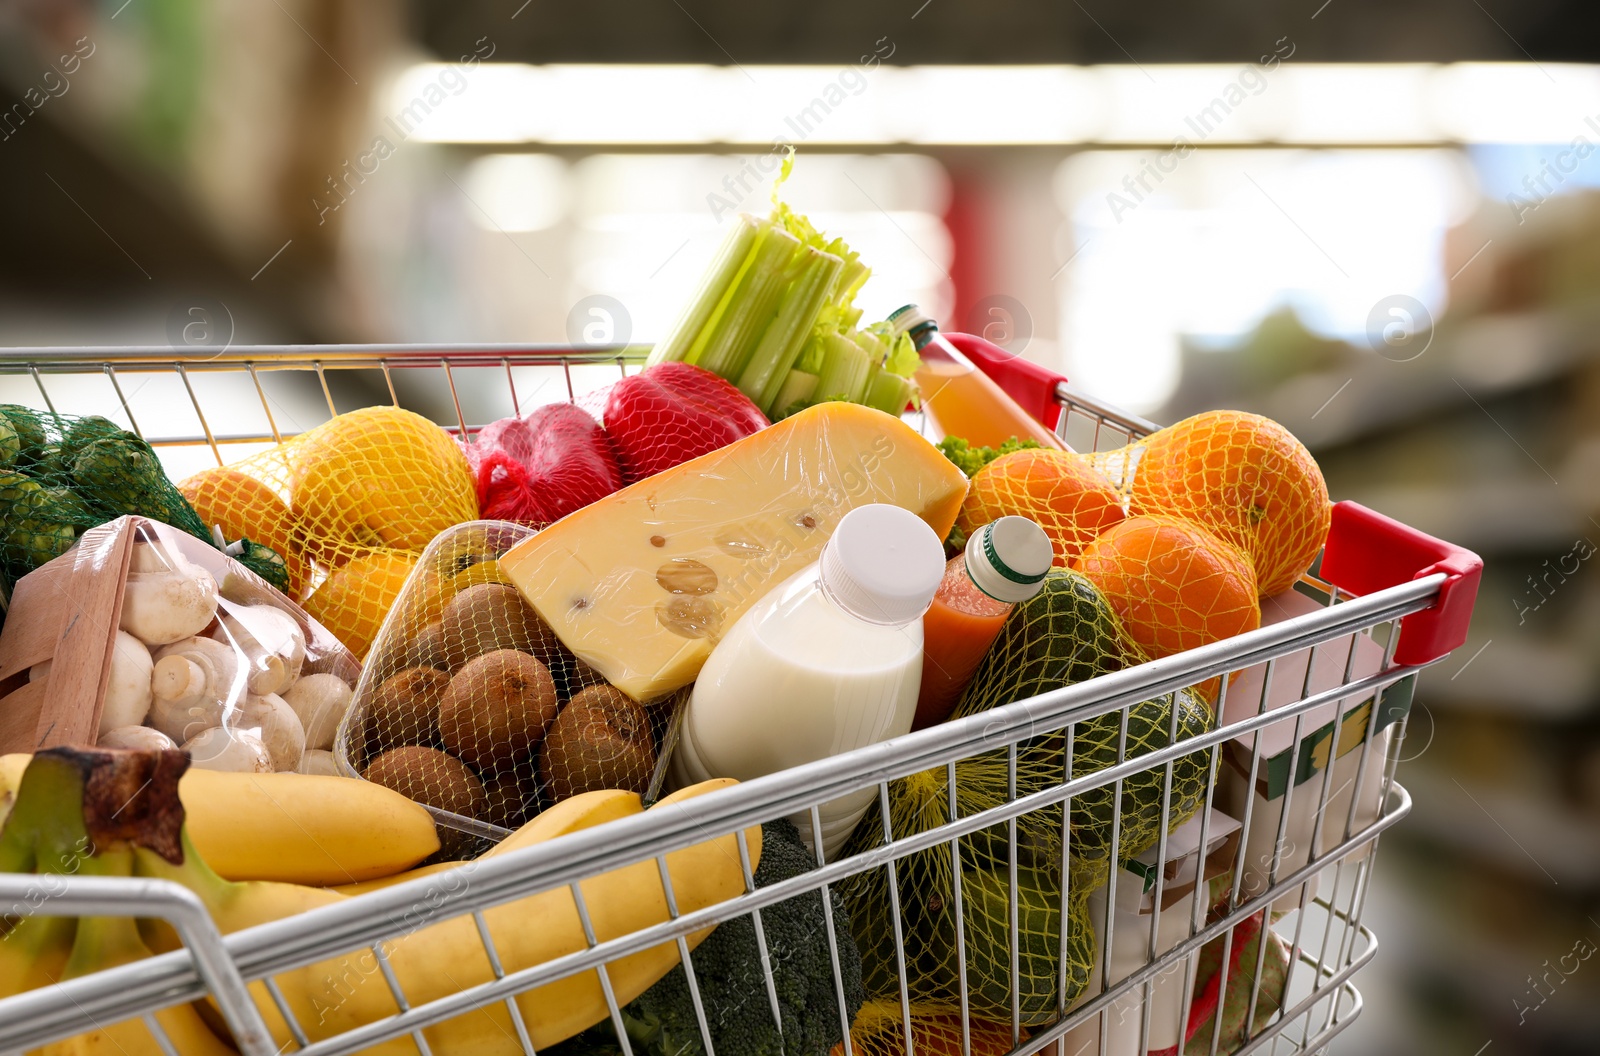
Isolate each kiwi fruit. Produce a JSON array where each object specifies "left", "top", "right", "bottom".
[
  {"left": 399, "top": 620, "right": 448, "bottom": 670},
  {"left": 363, "top": 746, "right": 487, "bottom": 817},
  {"left": 438, "top": 583, "right": 563, "bottom": 671},
  {"left": 438, "top": 649, "right": 559, "bottom": 772},
  {"left": 480, "top": 764, "right": 540, "bottom": 829},
  {"left": 539, "top": 685, "right": 657, "bottom": 804},
  {"left": 364, "top": 666, "right": 450, "bottom": 757}
]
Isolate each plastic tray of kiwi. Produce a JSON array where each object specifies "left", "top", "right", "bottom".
[{"left": 334, "top": 521, "right": 687, "bottom": 860}]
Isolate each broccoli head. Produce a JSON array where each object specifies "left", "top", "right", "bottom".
[{"left": 597, "top": 818, "right": 866, "bottom": 1056}]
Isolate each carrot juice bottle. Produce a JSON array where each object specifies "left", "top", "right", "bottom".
[
  {"left": 913, "top": 515, "right": 1053, "bottom": 730},
  {"left": 890, "top": 304, "right": 1065, "bottom": 451}
]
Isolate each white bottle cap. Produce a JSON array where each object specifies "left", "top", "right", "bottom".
[
  {"left": 964, "top": 516, "right": 1052, "bottom": 604},
  {"left": 819, "top": 504, "right": 945, "bottom": 626}
]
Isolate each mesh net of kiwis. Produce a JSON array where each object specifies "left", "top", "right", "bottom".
[
  {"left": 342, "top": 521, "right": 680, "bottom": 855},
  {"left": 835, "top": 570, "right": 1215, "bottom": 1051},
  {"left": 0, "top": 406, "right": 289, "bottom": 591}
]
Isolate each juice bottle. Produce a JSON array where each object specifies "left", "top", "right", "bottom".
[
  {"left": 913, "top": 516, "right": 1053, "bottom": 730},
  {"left": 890, "top": 304, "right": 1065, "bottom": 451},
  {"left": 671, "top": 504, "right": 946, "bottom": 859}
]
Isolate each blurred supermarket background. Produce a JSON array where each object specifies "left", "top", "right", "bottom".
[{"left": 3, "top": 0, "right": 1600, "bottom": 1051}]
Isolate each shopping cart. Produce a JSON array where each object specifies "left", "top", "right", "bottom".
[{"left": 0, "top": 343, "right": 1481, "bottom": 1056}]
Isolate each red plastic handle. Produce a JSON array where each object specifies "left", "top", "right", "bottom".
[
  {"left": 943, "top": 332, "right": 1068, "bottom": 431},
  {"left": 1318, "top": 500, "right": 1482, "bottom": 666}
]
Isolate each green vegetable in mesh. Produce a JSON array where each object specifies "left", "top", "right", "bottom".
[
  {"left": 953, "top": 569, "right": 1214, "bottom": 863},
  {"left": 838, "top": 570, "right": 1213, "bottom": 1026},
  {"left": 0, "top": 405, "right": 50, "bottom": 465},
  {"left": 0, "top": 407, "right": 293, "bottom": 592},
  {"left": 944, "top": 864, "right": 1097, "bottom": 1026}
]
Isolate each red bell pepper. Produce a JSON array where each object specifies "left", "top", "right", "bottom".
[
  {"left": 470, "top": 403, "right": 622, "bottom": 526},
  {"left": 602, "top": 362, "right": 770, "bottom": 482}
]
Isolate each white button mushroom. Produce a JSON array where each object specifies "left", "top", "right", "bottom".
[
  {"left": 147, "top": 636, "right": 245, "bottom": 744},
  {"left": 98, "top": 726, "right": 177, "bottom": 751},
  {"left": 183, "top": 727, "right": 273, "bottom": 773},
  {"left": 237, "top": 692, "right": 306, "bottom": 772},
  {"left": 120, "top": 542, "right": 220, "bottom": 646},
  {"left": 212, "top": 605, "right": 306, "bottom": 696},
  {"left": 280, "top": 673, "right": 353, "bottom": 753},
  {"left": 98, "top": 630, "right": 155, "bottom": 736},
  {"left": 295, "top": 748, "right": 343, "bottom": 777}
]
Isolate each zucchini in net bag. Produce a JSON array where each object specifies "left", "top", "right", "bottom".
[{"left": 838, "top": 570, "right": 1213, "bottom": 1035}]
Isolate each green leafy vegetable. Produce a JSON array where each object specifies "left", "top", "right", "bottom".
[{"left": 936, "top": 435, "right": 1043, "bottom": 478}]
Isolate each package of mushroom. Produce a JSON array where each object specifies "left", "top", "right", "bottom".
[
  {"left": 0, "top": 515, "right": 362, "bottom": 774},
  {"left": 339, "top": 521, "right": 683, "bottom": 856}
]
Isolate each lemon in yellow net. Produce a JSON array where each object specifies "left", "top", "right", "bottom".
[
  {"left": 303, "top": 550, "right": 419, "bottom": 659},
  {"left": 288, "top": 407, "right": 476, "bottom": 564}
]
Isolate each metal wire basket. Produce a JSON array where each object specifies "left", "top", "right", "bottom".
[{"left": 0, "top": 345, "right": 1482, "bottom": 1056}]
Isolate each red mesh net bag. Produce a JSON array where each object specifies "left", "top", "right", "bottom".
[{"left": 467, "top": 403, "right": 623, "bottom": 526}]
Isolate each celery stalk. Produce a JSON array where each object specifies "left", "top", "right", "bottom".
[
  {"left": 865, "top": 370, "right": 914, "bottom": 415},
  {"left": 647, "top": 215, "right": 761, "bottom": 367},
  {"left": 694, "top": 224, "right": 802, "bottom": 380},
  {"left": 736, "top": 248, "right": 843, "bottom": 414},
  {"left": 772, "top": 370, "right": 819, "bottom": 417},
  {"left": 813, "top": 333, "right": 871, "bottom": 404}
]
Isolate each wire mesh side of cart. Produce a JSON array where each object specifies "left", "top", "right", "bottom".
[{"left": 0, "top": 347, "right": 1443, "bottom": 1056}]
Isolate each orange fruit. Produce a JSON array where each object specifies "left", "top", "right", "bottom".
[
  {"left": 302, "top": 550, "right": 418, "bottom": 659},
  {"left": 1128, "top": 410, "right": 1329, "bottom": 596},
  {"left": 957, "top": 449, "right": 1126, "bottom": 566},
  {"left": 179, "top": 466, "right": 311, "bottom": 598},
  {"left": 1073, "top": 515, "right": 1260, "bottom": 661}
]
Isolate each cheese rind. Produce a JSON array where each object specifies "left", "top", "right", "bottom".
[{"left": 501, "top": 403, "right": 968, "bottom": 701}]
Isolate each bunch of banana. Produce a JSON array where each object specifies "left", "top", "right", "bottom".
[
  {"left": 0, "top": 748, "right": 233, "bottom": 1055},
  {"left": 0, "top": 753, "right": 441, "bottom": 885},
  {"left": 0, "top": 748, "right": 757, "bottom": 1055}
]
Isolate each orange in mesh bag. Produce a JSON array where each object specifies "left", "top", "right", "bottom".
[
  {"left": 342, "top": 522, "right": 676, "bottom": 857},
  {"left": 1073, "top": 515, "right": 1260, "bottom": 661},
  {"left": 955, "top": 448, "right": 1126, "bottom": 566},
  {"left": 1126, "top": 410, "right": 1330, "bottom": 597},
  {"left": 180, "top": 406, "right": 477, "bottom": 659}
]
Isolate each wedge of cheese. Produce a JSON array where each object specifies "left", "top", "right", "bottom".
[{"left": 501, "top": 402, "right": 968, "bottom": 701}]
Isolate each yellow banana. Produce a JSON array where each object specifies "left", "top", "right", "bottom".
[
  {"left": 330, "top": 860, "right": 463, "bottom": 896},
  {"left": 135, "top": 779, "right": 754, "bottom": 1054},
  {"left": 1, "top": 753, "right": 440, "bottom": 885},
  {"left": 178, "top": 769, "right": 439, "bottom": 885},
  {"left": 36, "top": 851, "right": 236, "bottom": 1056},
  {"left": 319, "top": 787, "right": 667, "bottom": 895}
]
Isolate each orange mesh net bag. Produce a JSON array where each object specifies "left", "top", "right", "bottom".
[
  {"left": 954, "top": 410, "right": 1328, "bottom": 600},
  {"left": 1123, "top": 410, "right": 1329, "bottom": 597},
  {"left": 177, "top": 405, "right": 479, "bottom": 660},
  {"left": 339, "top": 521, "right": 678, "bottom": 856}
]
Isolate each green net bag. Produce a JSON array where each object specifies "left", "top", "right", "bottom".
[
  {"left": 837, "top": 570, "right": 1214, "bottom": 1046},
  {"left": 0, "top": 407, "right": 290, "bottom": 593}
]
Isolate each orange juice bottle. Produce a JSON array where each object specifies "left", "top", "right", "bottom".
[
  {"left": 891, "top": 305, "right": 1065, "bottom": 451},
  {"left": 914, "top": 516, "right": 1053, "bottom": 730}
]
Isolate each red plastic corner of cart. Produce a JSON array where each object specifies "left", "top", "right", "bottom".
[
  {"left": 1319, "top": 500, "right": 1482, "bottom": 667},
  {"left": 943, "top": 331, "right": 1067, "bottom": 430}
]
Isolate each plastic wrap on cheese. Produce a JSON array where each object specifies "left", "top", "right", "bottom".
[{"left": 500, "top": 402, "right": 969, "bottom": 702}]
